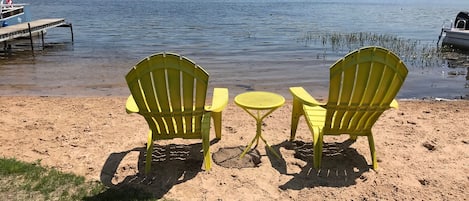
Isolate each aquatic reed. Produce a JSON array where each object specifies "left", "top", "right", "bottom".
[{"left": 299, "top": 31, "right": 446, "bottom": 68}]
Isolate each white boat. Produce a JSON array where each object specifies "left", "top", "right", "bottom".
[
  {"left": 439, "top": 11, "right": 469, "bottom": 50},
  {"left": 0, "top": 0, "right": 30, "bottom": 27}
]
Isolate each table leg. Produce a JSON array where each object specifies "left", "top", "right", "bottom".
[
  {"left": 240, "top": 117, "right": 280, "bottom": 159},
  {"left": 239, "top": 132, "right": 260, "bottom": 158}
]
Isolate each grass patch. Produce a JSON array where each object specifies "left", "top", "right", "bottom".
[{"left": 0, "top": 157, "right": 157, "bottom": 201}]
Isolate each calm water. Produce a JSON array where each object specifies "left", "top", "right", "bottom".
[{"left": 1, "top": 0, "right": 469, "bottom": 99}]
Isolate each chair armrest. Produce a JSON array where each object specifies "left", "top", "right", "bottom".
[
  {"left": 205, "top": 88, "right": 229, "bottom": 112},
  {"left": 125, "top": 94, "right": 139, "bottom": 114},
  {"left": 389, "top": 99, "right": 399, "bottom": 109},
  {"left": 289, "top": 87, "right": 324, "bottom": 107}
]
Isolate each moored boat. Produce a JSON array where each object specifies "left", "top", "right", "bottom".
[
  {"left": 0, "top": 0, "right": 31, "bottom": 27},
  {"left": 439, "top": 11, "right": 469, "bottom": 50}
]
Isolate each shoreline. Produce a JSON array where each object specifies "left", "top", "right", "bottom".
[{"left": 1, "top": 96, "right": 468, "bottom": 200}]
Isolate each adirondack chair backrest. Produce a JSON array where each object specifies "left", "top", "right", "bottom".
[
  {"left": 324, "top": 46, "right": 408, "bottom": 134},
  {"left": 125, "top": 52, "right": 209, "bottom": 139}
]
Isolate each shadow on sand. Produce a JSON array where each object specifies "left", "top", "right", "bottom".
[
  {"left": 267, "top": 139, "right": 372, "bottom": 189},
  {"left": 87, "top": 140, "right": 220, "bottom": 200},
  {"left": 88, "top": 138, "right": 371, "bottom": 199}
]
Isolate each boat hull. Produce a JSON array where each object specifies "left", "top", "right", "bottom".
[
  {"left": 442, "top": 28, "right": 469, "bottom": 50},
  {"left": 0, "top": 4, "right": 31, "bottom": 27}
]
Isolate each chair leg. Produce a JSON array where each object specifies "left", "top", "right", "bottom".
[
  {"left": 202, "top": 113, "right": 212, "bottom": 170},
  {"left": 212, "top": 111, "right": 222, "bottom": 139},
  {"left": 145, "top": 130, "right": 154, "bottom": 174},
  {"left": 313, "top": 132, "right": 323, "bottom": 169},
  {"left": 367, "top": 133, "right": 378, "bottom": 170},
  {"left": 202, "top": 131, "right": 211, "bottom": 171},
  {"left": 290, "top": 99, "right": 303, "bottom": 141}
]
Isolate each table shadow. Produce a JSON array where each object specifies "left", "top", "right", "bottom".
[{"left": 212, "top": 146, "right": 262, "bottom": 169}]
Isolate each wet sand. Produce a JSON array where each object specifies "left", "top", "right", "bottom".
[{"left": 1, "top": 50, "right": 469, "bottom": 99}]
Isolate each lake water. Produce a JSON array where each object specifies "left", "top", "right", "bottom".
[{"left": 1, "top": 0, "right": 469, "bottom": 99}]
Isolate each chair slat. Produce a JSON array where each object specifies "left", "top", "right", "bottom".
[
  {"left": 182, "top": 72, "right": 195, "bottom": 133},
  {"left": 167, "top": 65, "right": 184, "bottom": 134}
]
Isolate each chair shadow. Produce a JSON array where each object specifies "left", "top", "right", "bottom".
[
  {"left": 267, "top": 139, "right": 371, "bottom": 189},
  {"left": 86, "top": 139, "right": 220, "bottom": 200}
]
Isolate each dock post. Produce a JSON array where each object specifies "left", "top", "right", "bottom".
[
  {"left": 58, "top": 22, "right": 74, "bottom": 43},
  {"left": 27, "top": 23, "right": 34, "bottom": 55},
  {"left": 69, "top": 23, "right": 74, "bottom": 43},
  {"left": 41, "top": 30, "right": 45, "bottom": 50}
]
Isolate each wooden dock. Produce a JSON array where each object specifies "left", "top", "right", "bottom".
[{"left": 0, "top": 18, "right": 73, "bottom": 52}]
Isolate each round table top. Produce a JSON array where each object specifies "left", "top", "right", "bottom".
[{"left": 234, "top": 91, "right": 285, "bottom": 110}]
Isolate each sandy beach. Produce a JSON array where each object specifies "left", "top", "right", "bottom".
[{"left": 0, "top": 96, "right": 468, "bottom": 200}]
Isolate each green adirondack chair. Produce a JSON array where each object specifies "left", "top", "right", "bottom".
[
  {"left": 289, "top": 46, "right": 408, "bottom": 170},
  {"left": 125, "top": 52, "right": 228, "bottom": 174}
]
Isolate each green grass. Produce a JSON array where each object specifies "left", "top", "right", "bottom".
[{"left": 0, "top": 157, "right": 157, "bottom": 201}]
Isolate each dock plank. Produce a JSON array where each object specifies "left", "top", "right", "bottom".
[{"left": 0, "top": 18, "right": 66, "bottom": 42}]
